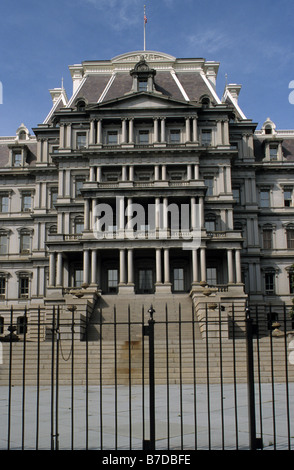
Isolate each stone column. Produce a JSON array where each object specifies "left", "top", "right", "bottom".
[
  {"left": 91, "top": 249, "right": 97, "bottom": 285},
  {"left": 164, "top": 248, "right": 170, "bottom": 284},
  {"left": 187, "top": 164, "right": 192, "bottom": 180},
  {"left": 118, "top": 196, "right": 125, "bottom": 235},
  {"left": 66, "top": 123, "right": 72, "bottom": 149},
  {"left": 83, "top": 249, "right": 90, "bottom": 285},
  {"left": 199, "top": 196, "right": 204, "bottom": 227},
  {"left": 235, "top": 249, "right": 242, "bottom": 284},
  {"left": 58, "top": 170, "right": 64, "bottom": 197},
  {"left": 49, "top": 253, "right": 56, "bottom": 287},
  {"left": 122, "top": 119, "right": 127, "bottom": 144},
  {"left": 156, "top": 248, "right": 162, "bottom": 284},
  {"left": 127, "top": 249, "right": 134, "bottom": 285},
  {"left": 90, "top": 120, "right": 95, "bottom": 145},
  {"left": 119, "top": 249, "right": 126, "bottom": 284},
  {"left": 194, "top": 164, "right": 199, "bottom": 180},
  {"left": 191, "top": 197, "right": 197, "bottom": 230},
  {"left": 185, "top": 117, "right": 191, "bottom": 142},
  {"left": 97, "top": 166, "right": 102, "bottom": 183},
  {"left": 227, "top": 249, "right": 234, "bottom": 284},
  {"left": 59, "top": 124, "right": 65, "bottom": 148},
  {"left": 89, "top": 166, "right": 95, "bottom": 182},
  {"left": 122, "top": 166, "right": 127, "bottom": 181},
  {"left": 155, "top": 198, "right": 161, "bottom": 230},
  {"left": 56, "top": 253, "right": 63, "bottom": 286},
  {"left": 154, "top": 118, "right": 159, "bottom": 143},
  {"left": 162, "top": 165, "right": 167, "bottom": 180},
  {"left": 192, "top": 116, "right": 198, "bottom": 142},
  {"left": 192, "top": 249, "right": 198, "bottom": 284},
  {"left": 97, "top": 120, "right": 102, "bottom": 145},
  {"left": 129, "top": 119, "right": 134, "bottom": 143},
  {"left": 163, "top": 197, "right": 168, "bottom": 230},
  {"left": 84, "top": 199, "right": 90, "bottom": 231},
  {"left": 129, "top": 165, "right": 134, "bottom": 181},
  {"left": 200, "top": 247, "right": 206, "bottom": 282},
  {"left": 161, "top": 118, "right": 166, "bottom": 143}
]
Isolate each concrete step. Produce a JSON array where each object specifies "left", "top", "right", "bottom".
[{"left": 0, "top": 336, "right": 293, "bottom": 385}]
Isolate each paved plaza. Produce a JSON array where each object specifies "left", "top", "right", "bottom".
[{"left": 0, "top": 383, "right": 293, "bottom": 450}]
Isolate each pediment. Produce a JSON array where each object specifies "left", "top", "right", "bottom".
[{"left": 88, "top": 92, "right": 195, "bottom": 111}]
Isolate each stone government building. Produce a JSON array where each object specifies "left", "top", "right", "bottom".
[{"left": 0, "top": 50, "right": 293, "bottom": 339}]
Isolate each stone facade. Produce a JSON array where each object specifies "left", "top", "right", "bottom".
[{"left": 0, "top": 50, "right": 293, "bottom": 338}]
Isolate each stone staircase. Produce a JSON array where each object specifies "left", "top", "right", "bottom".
[
  {"left": 1, "top": 293, "right": 294, "bottom": 386},
  {"left": 1, "top": 331, "right": 294, "bottom": 386},
  {"left": 86, "top": 293, "right": 201, "bottom": 342}
]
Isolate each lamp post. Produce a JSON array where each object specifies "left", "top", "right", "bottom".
[{"left": 143, "top": 305, "right": 155, "bottom": 450}]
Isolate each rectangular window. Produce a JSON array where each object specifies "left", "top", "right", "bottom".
[
  {"left": 206, "top": 267, "right": 217, "bottom": 285},
  {"left": 0, "top": 235, "right": 8, "bottom": 254},
  {"left": 107, "top": 131, "right": 118, "bottom": 144},
  {"left": 0, "top": 277, "right": 5, "bottom": 298},
  {"left": 138, "top": 79, "right": 148, "bottom": 92},
  {"left": 139, "top": 269, "right": 153, "bottom": 292},
  {"left": 138, "top": 130, "right": 149, "bottom": 144},
  {"left": 13, "top": 153, "right": 22, "bottom": 167},
  {"left": 74, "top": 268, "right": 83, "bottom": 288},
  {"left": 233, "top": 188, "right": 240, "bottom": 204},
  {"left": 284, "top": 189, "right": 292, "bottom": 207},
  {"left": 17, "top": 316, "right": 27, "bottom": 335},
  {"left": 205, "top": 177, "right": 214, "bottom": 196},
  {"left": 201, "top": 129, "right": 212, "bottom": 146},
  {"left": 76, "top": 133, "right": 86, "bottom": 149},
  {"left": 289, "top": 272, "right": 294, "bottom": 294},
  {"left": 287, "top": 229, "right": 294, "bottom": 249},
  {"left": 263, "top": 229, "right": 272, "bottom": 249},
  {"left": 108, "top": 269, "right": 118, "bottom": 292},
  {"left": 75, "top": 177, "right": 85, "bottom": 197},
  {"left": 75, "top": 221, "right": 84, "bottom": 234},
  {"left": 20, "top": 234, "right": 30, "bottom": 253},
  {"left": 19, "top": 277, "right": 29, "bottom": 298},
  {"left": 22, "top": 193, "right": 32, "bottom": 212},
  {"left": 174, "top": 268, "right": 184, "bottom": 291},
  {"left": 205, "top": 220, "right": 216, "bottom": 232},
  {"left": 170, "top": 129, "right": 180, "bottom": 143},
  {"left": 0, "top": 194, "right": 9, "bottom": 213},
  {"left": 265, "top": 272, "right": 275, "bottom": 294},
  {"left": 260, "top": 190, "right": 270, "bottom": 208},
  {"left": 50, "top": 188, "right": 58, "bottom": 208},
  {"left": 269, "top": 144, "right": 278, "bottom": 160}
]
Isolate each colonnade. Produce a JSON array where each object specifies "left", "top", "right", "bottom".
[
  {"left": 59, "top": 115, "right": 199, "bottom": 148},
  {"left": 83, "top": 194, "right": 204, "bottom": 233},
  {"left": 48, "top": 246, "right": 242, "bottom": 290}
]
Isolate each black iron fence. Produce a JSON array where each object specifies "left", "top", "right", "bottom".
[{"left": 0, "top": 302, "right": 293, "bottom": 450}]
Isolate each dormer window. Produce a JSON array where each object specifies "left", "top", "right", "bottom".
[
  {"left": 269, "top": 144, "right": 278, "bottom": 160},
  {"left": 76, "top": 100, "right": 86, "bottom": 112},
  {"left": 138, "top": 79, "right": 148, "bottom": 92},
  {"left": 13, "top": 152, "right": 22, "bottom": 167},
  {"left": 130, "top": 56, "right": 156, "bottom": 93}
]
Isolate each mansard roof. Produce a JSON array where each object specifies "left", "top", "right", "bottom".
[{"left": 65, "top": 50, "right": 221, "bottom": 109}]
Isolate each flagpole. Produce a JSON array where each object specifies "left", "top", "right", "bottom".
[{"left": 144, "top": 5, "right": 146, "bottom": 51}]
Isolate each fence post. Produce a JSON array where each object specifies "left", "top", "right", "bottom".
[
  {"left": 245, "top": 307, "right": 262, "bottom": 450},
  {"left": 143, "top": 305, "right": 155, "bottom": 450}
]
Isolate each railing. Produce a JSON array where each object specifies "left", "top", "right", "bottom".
[{"left": 0, "top": 303, "right": 293, "bottom": 450}]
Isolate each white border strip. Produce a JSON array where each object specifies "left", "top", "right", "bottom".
[
  {"left": 170, "top": 71, "right": 190, "bottom": 101},
  {"left": 200, "top": 72, "right": 221, "bottom": 105},
  {"left": 98, "top": 73, "right": 116, "bottom": 103}
]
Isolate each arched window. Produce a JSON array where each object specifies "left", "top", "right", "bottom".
[{"left": 76, "top": 99, "right": 86, "bottom": 111}]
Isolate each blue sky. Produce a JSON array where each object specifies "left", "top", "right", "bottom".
[{"left": 0, "top": 0, "right": 293, "bottom": 135}]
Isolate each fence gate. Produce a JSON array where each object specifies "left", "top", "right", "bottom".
[{"left": 0, "top": 303, "right": 293, "bottom": 450}]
